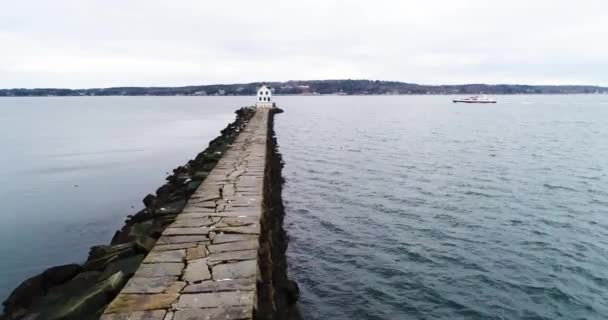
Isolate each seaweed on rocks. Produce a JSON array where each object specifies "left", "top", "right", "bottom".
[{"left": 1, "top": 107, "right": 257, "bottom": 320}]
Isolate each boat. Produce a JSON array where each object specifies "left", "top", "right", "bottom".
[{"left": 453, "top": 95, "right": 497, "bottom": 103}]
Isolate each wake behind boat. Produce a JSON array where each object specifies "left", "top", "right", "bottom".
[{"left": 453, "top": 95, "right": 497, "bottom": 103}]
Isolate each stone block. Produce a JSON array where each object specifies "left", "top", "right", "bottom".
[
  {"left": 208, "top": 240, "right": 258, "bottom": 253},
  {"left": 214, "top": 225, "right": 260, "bottom": 235},
  {"left": 157, "top": 235, "right": 208, "bottom": 245},
  {"left": 182, "top": 259, "right": 211, "bottom": 282},
  {"left": 100, "top": 310, "right": 167, "bottom": 320},
  {"left": 153, "top": 243, "right": 199, "bottom": 252},
  {"left": 170, "top": 218, "right": 215, "bottom": 227},
  {"left": 182, "top": 278, "right": 256, "bottom": 293},
  {"left": 144, "top": 250, "right": 185, "bottom": 263},
  {"left": 221, "top": 216, "right": 259, "bottom": 226},
  {"left": 173, "top": 305, "right": 252, "bottom": 320},
  {"left": 165, "top": 281, "right": 186, "bottom": 293},
  {"left": 186, "top": 245, "right": 207, "bottom": 260},
  {"left": 162, "top": 227, "right": 210, "bottom": 236},
  {"left": 176, "top": 291, "right": 254, "bottom": 308},
  {"left": 208, "top": 250, "right": 257, "bottom": 264},
  {"left": 121, "top": 276, "right": 177, "bottom": 294},
  {"left": 212, "top": 260, "right": 257, "bottom": 280},
  {"left": 134, "top": 263, "right": 184, "bottom": 278},
  {"left": 104, "top": 293, "right": 179, "bottom": 313},
  {"left": 213, "top": 233, "right": 258, "bottom": 244}
]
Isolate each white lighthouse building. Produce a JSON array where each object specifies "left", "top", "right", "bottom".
[{"left": 256, "top": 84, "right": 273, "bottom": 108}]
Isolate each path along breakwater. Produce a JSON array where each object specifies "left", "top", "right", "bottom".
[{"left": 1, "top": 106, "right": 298, "bottom": 320}]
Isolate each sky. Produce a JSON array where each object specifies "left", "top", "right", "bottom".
[{"left": 1, "top": 0, "right": 607, "bottom": 88}]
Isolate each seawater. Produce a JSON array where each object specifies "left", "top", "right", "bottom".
[
  {"left": 0, "top": 96, "right": 250, "bottom": 300},
  {"left": 1, "top": 95, "right": 607, "bottom": 320},
  {"left": 274, "top": 95, "right": 608, "bottom": 320}
]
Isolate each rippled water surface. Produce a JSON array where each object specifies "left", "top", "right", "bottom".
[
  {"left": 274, "top": 95, "right": 608, "bottom": 320},
  {"left": 0, "top": 96, "right": 250, "bottom": 300}
]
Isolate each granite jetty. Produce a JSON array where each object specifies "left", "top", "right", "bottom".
[{"left": 1, "top": 104, "right": 297, "bottom": 320}]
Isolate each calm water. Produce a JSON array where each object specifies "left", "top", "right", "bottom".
[
  {"left": 0, "top": 96, "right": 251, "bottom": 300},
  {"left": 1, "top": 96, "right": 607, "bottom": 319},
  {"left": 274, "top": 95, "right": 608, "bottom": 320}
]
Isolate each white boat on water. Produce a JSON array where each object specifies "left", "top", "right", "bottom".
[{"left": 453, "top": 95, "right": 497, "bottom": 103}]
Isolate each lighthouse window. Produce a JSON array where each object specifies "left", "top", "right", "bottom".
[{"left": 259, "top": 97, "right": 262, "bottom": 101}]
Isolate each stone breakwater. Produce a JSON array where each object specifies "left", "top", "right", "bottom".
[
  {"left": 2, "top": 106, "right": 296, "bottom": 320},
  {"left": 100, "top": 106, "right": 297, "bottom": 320}
]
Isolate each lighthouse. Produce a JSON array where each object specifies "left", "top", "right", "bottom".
[{"left": 255, "top": 84, "right": 273, "bottom": 108}]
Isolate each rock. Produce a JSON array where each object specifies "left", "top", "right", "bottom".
[
  {"left": 88, "top": 243, "right": 134, "bottom": 260},
  {"left": 109, "top": 221, "right": 165, "bottom": 246},
  {"left": 186, "top": 180, "right": 202, "bottom": 193},
  {"left": 172, "top": 166, "right": 189, "bottom": 176},
  {"left": 134, "top": 236, "right": 156, "bottom": 253},
  {"left": 84, "top": 244, "right": 136, "bottom": 271},
  {"left": 192, "top": 171, "right": 209, "bottom": 180},
  {"left": 129, "top": 221, "right": 155, "bottom": 238},
  {"left": 30, "top": 271, "right": 126, "bottom": 320},
  {"left": 2, "top": 274, "right": 44, "bottom": 315},
  {"left": 200, "top": 161, "right": 217, "bottom": 172},
  {"left": 143, "top": 194, "right": 156, "bottom": 208},
  {"left": 2, "top": 264, "right": 82, "bottom": 315},
  {"left": 49, "top": 271, "right": 102, "bottom": 294},
  {"left": 175, "top": 173, "right": 191, "bottom": 184},
  {"left": 42, "top": 264, "right": 82, "bottom": 287},
  {"left": 156, "top": 199, "right": 186, "bottom": 215},
  {"left": 166, "top": 190, "right": 187, "bottom": 203},
  {"left": 99, "top": 255, "right": 145, "bottom": 280},
  {"left": 283, "top": 280, "right": 300, "bottom": 305},
  {"left": 156, "top": 184, "right": 177, "bottom": 200}
]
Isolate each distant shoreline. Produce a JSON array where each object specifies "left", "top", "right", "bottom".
[
  {"left": 1, "top": 79, "right": 607, "bottom": 96},
  {"left": 1, "top": 93, "right": 607, "bottom": 98}
]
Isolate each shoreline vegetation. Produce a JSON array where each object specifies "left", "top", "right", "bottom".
[
  {"left": 1, "top": 107, "right": 260, "bottom": 320},
  {"left": 1, "top": 80, "right": 607, "bottom": 97}
]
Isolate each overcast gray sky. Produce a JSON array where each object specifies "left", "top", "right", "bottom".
[{"left": 1, "top": 0, "right": 607, "bottom": 88}]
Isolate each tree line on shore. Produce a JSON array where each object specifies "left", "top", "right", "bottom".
[{"left": 1, "top": 80, "right": 607, "bottom": 96}]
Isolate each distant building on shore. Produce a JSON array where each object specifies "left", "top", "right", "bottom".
[{"left": 256, "top": 84, "right": 273, "bottom": 108}]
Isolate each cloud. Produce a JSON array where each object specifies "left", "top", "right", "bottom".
[{"left": 1, "top": 0, "right": 606, "bottom": 87}]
